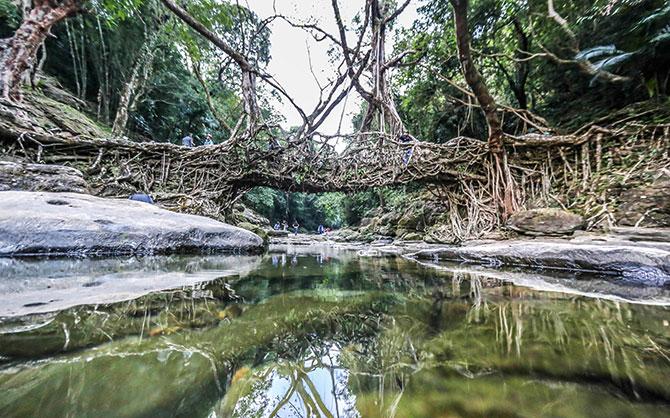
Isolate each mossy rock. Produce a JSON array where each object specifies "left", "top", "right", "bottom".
[
  {"left": 237, "top": 222, "right": 269, "bottom": 246},
  {"left": 507, "top": 208, "right": 583, "bottom": 236},
  {"left": 401, "top": 232, "right": 424, "bottom": 241}
]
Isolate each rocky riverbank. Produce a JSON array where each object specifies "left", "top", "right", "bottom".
[{"left": 271, "top": 229, "right": 670, "bottom": 287}]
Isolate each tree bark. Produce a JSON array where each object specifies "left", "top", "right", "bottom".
[
  {"left": 0, "top": 0, "right": 82, "bottom": 100},
  {"left": 450, "top": 0, "right": 503, "bottom": 153},
  {"left": 112, "top": 34, "right": 158, "bottom": 136}
]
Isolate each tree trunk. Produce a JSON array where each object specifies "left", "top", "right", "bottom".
[
  {"left": 159, "top": 0, "right": 260, "bottom": 136},
  {"left": 450, "top": 0, "right": 517, "bottom": 217},
  {"left": 0, "top": 0, "right": 82, "bottom": 100},
  {"left": 111, "top": 35, "right": 158, "bottom": 136},
  {"left": 361, "top": 0, "right": 405, "bottom": 137},
  {"left": 450, "top": 0, "right": 503, "bottom": 153},
  {"left": 241, "top": 69, "right": 260, "bottom": 132},
  {"left": 511, "top": 18, "right": 529, "bottom": 110}
]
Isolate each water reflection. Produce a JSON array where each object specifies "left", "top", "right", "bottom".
[{"left": 0, "top": 248, "right": 669, "bottom": 417}]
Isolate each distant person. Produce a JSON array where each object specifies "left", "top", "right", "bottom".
[
  {"left": 129, "top": 193, "right": 154, "bottom": 204},
  {"left": 273, "top": 222, "right": 281, "bottom": 231},
  {"left": 267, "top": 137, "right": 281, "bottom": 151},
  {"left": 292, "top": 220, "right": 300, "bottom": 236},
  {"left": 282, "top": 220, "right": 288, "bottom": 231},
  {"left": 317, "top": 224, "right": 325, "bottom": 235},
  {"left": 325, "top": 227, "right": 332, "bottom": 233},
  {"left": 203, "top": 134, "right": 214, "bottom": 146},
  {"left": 182, "top": 133, "right": 194, "bottom": 148},
  {"left": 399, "top": 133, "right": 414, "bottom": 165}
]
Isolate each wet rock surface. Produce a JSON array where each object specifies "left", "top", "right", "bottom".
[
  {"left": 507, "top": 208, "right": 584, "bottom": 236},
  {"left": 0, "top": 161, "right": 88, "bottom": 193},
  {"left": 0, "top": 255, "right": 261, "bottom": 317},
  {"left": 0, "top": 191, "right": 264, "bottom": 257},
  {"left": 410, "top": 239, "right": 670, "bottom": 286}
]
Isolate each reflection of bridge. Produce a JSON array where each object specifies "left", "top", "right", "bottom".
[{"left": 2, "top": 128, "right": 489, "bottom": 215}]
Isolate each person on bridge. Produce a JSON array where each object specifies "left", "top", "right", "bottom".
[
  {"left": 267, "top": 137, "right": 282, "bottom": 151},
  {"left": 203, "top": 134, "right": 214, "bottom": 146},
  {"left": 399, "top": 134, "right": 414, "bottom": 166},
  {"left": 282, "top": 220, "right": 288, "bottom": 231},
  {"left": 182, "top": 133, "right": 194, "bottom": 148},
  {"left": 317, "top": 224, "right": 325, "bottom": 235},
  {"left": 273, "top": 222, "right": 281, "bottom": 230},
  {"left": 292, "top": 220, "right": 300, "bottom": 236}
]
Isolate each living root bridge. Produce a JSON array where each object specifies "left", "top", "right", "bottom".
[
  {"left": 2, "top": 98, "right": 667, "bottom": 227},
  {"left": 1, "top": 130, "right": 487, "bottom": 217}
]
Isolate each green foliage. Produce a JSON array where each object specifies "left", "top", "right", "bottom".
[{"left": 0, "top": 0, "right": 20, "bottom": 36}]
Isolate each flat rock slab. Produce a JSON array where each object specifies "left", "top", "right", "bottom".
[
  {"left": 410, "top": 240, "right": 670, "bottom": 286},
  {"left": 0, "top": 161, "right": 88, "bottom": 193},
  {"left": 0, "top": 191, "right": 264, "bottom": 256}
]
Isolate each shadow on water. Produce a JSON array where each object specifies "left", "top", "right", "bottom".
[{"left": 0, "top": 245, "right": 669, "bottom": 417}]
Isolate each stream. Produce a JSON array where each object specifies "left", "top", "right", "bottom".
[{"left": 1, "top": 244, "right": 669, "bottom": 417}]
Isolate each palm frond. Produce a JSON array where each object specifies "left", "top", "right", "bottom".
[{"left": 575, "top": 45, "right": 617, "bottom": 61}]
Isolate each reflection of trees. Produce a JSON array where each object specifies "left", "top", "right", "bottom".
[
  {"left": 3, "top": 253, "right": 670, "bottom": 417},
  {"left": 342, "top": 277, "right": 670, "bottom": 417}
]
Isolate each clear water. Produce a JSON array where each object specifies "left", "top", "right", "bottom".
[{"left": 1, "top": 245, "right": 669, "bottom": 417}]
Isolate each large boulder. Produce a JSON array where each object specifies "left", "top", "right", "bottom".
[
  {"left": 0, "top": 161, "right": 89, "bottom": 193},
  {"left": 616, "top": 171, "right": 670, "bottom": 227},
  {"left": 0, "top": 191, "right": 264, "bottom": 256},
  {"left": 507, "top": 208, "right": 583, "bottom": 236}
]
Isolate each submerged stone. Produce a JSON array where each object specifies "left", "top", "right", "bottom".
[{"left": 0, "top": 191, "right": 264, "bottom": 257}]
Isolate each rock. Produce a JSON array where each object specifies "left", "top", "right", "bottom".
[
  {"left": 616, "top": 171, "right": 670, "bottom": 227},
  {"left": 359, "top": 217, "right": 374, "bottom": 227},
  {"left": 0, "top": 161, "right": 89, "bottom": 193},
  {"left": 507, "top": 208, "right": 583, "bottom": 236},
  {"left": 608, "top": 227, "right": 670, "bottom": 243},
  {"left": 397, "top": 204, "right": 425, "bottom": 231},
  {"left": 237, "top": 222, "right": 269, "bottom": 246},
  {"left": 268, "top": 229, "right": 290, "bottom": 237},
  {"left": 410, "top": 240, "right": 670, "bottom": 286},
  {"left": 0, "top": 191, "right": 264, "bottom": 256},
  {"left": 230, "top": 204, "right": 270, "bottom": 227},
  {"left": 401, "top": 232, "right": 424, "bottom": 241}
]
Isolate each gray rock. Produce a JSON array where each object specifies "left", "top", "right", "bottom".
[
  {"left": 0, "top": 191, "right": 264, "bottom": 256},
  {"left": 0, "top": 255, "right": 262, "bottom": 317},
  {"left": 267, "top": 229, "right": 290, "bottom": 237},
  {"left": 410, "top": 240, "right": 670, "bottom": 286},
  {"left": 0, "top": 161, "right": 89, "bottom": 193},
  {"left": 413, "top": 260, "right": 670, "bottom": 305},
  {"left": 616, "top": 171, "right": 670, "bottom": 227},
  {"left": 507, "top": 208, "right": 583, "bottom": 236}
]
